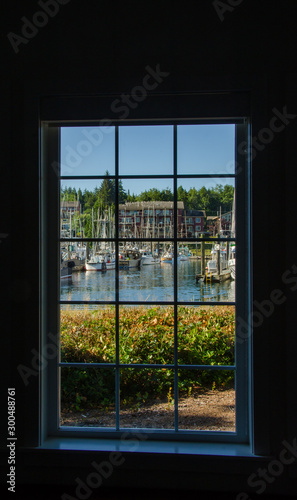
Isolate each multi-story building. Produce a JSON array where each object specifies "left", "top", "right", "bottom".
[
  {"left": 60, "top": 200, "right": 81, "bottom": 218},
  {"left": 118, "top": 201, "right": 205, "bottom": 238},
  {"left": 60, "top": 200, "right": 81, "bottom": 237}
]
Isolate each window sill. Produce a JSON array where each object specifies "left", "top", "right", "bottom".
[{"left": 34, "top": 437, "right": 258, "bottom": 457}]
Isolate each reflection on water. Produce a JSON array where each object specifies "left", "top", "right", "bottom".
[{"left": 61, "top": 260, "right": 235, "bottom": 303}]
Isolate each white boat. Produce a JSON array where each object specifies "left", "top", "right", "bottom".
[
  {"left": 85, "top": 251, "right": 115, "bottom": 271},
  {"left": 85, "top": 254, "right": 104, "bottom": 271},
  {"left": 228, "top": 245, "right": 236, "bottom": 280},
  {"left": 119, "top": 248, "right": 142, "bottom": 268},
  {"left": 179, "top": 246, "right": 191, "bottom": 261},
  {"left": 161, "top": 251, "right": 181, "bottom": 264},
  {"left": 161, "top": 251, "right": 174, "bottom": 263},
  {"left": 140, "top": 249, "right": 160, "bottom": 265},
  {"left": 206, "top": 245, "right": 228, "bottom": 274}
]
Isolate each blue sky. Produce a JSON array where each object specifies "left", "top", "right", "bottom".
[{"left": 60, "top": 124, "right": 235, "bottom": 194}]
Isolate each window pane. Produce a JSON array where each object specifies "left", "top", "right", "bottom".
[
  {"left": 120, "top": 368, "right": 174, "bottom": 429},
  {"left": 60, "top": 178, "right": 116, "bottom": 239},
  {"left": 119, "top": 178, "right": 174, "bottom": 238},
  {"left": 177, "top": 306, "right": 235, "bottom": 365},
  {"left": 60, "top": 126, "right": 115, "bottom": 176},
  {"left": 177, "top": 124, "right": 235, "bottom": 175},
  {"left": 119, "top": 125, "right": 173, "bottom": 175},
  {"left": 177, "top": 243, "right": 236, "bottom": 303},
  {"left": 60, "top": 305, "right": 115, "bottom": 363},
  {"left": 60, "top": 367, "right": 116, "bottom": 427},
  {"left": 119, "top": 241, "right": 173, "bottom": 301},
  {"left": 177, "top": 178, "right": 235, "bottom": 239},
  {"left": 119, "top": 306, "right": 174, "bottom": 364},
  {"left": 178, "top": 369, "right": 235, "bottom": 431},
  {"left": 60, "top": 244, "right": 115, "bottom": 302}
]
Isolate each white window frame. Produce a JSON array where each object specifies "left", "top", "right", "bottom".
[{"left": 39, "top": 91, "right": 252, "bottom": 451}]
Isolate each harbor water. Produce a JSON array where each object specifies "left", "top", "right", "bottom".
[{"left": 61, "top": 260, "right": 235, "bottom": 304}]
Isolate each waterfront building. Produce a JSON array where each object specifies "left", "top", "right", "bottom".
[{"left": 118, "top": 201, "right": 205, "bottom": 238}]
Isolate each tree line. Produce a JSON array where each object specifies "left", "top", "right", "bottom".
[{"left": 61, "top": 172, "right": 234, "bottom": 216}]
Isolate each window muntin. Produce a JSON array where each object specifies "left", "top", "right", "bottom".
[{"left": 43, "top": 119, "right": 249, "bottom": 442}]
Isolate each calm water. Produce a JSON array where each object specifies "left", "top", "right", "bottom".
[{"left": 61, "top": 260, "right": 235, "bottom": 304}]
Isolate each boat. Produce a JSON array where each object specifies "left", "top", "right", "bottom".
[
  {"left": 196, "top": 244, "right": 231, "bottom": 283},
  {"left": 61, "top": 242, "right": 86, "bottom": 272},
  {"left": 60, "top": 259, "right": 75, "bottom": 281},
  {"left": 119, "top": 248, "right": 142, "bottom": 268},
  {"left": 140, "top": 249, "right": 161, "bottom": 265},
  {"left": 161, "top": 251, "right": 181, "bottom": 264},
  {"left": 161, "top": 251, "right": 174, "bottom": 263},
  {"left": 179, "top": 245, "right": 192, "bottom": 261},
  {"left": 85, "top": 251, "right": 115, "bottom": 271},
  {"left": 206, "top": 244, "right": 228, "bottom": 274},
  {"left": 228, "top": 244, "right": 236, "bottom": 280}
]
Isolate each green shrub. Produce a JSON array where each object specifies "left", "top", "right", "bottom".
[{"left": 60, "top": 306, "right": 235, "bottom": 410}]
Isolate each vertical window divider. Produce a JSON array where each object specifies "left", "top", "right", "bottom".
[
  {"left": 115, "top": 125, "right": 120, "bottom": 431},
  {"left": 173, "top": 125, "right": 179, "bottom": 432}
]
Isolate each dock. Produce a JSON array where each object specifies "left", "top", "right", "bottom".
[
  {"left": 196, "top": 269, "right": 231, "bottom": 283},
  {"left": 196, "top": 242, "right": 232, "bottom": 283}
]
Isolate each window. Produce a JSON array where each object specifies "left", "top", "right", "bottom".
[
  {"left": 196, "top": 217, "right": 201, "bottom": 223},
  {"left": 41, "top": 101, "right": 250, "bottom": 446}
]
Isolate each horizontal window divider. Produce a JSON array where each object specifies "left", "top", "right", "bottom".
[
  {"left": 60, "top": 175, "right": 116, "bottom": 180},
  {"left": 117, "top": 301, "right": 174, "bottom": 306},
  {"left": 178, "top": 364, "right": 235, "bottom": 370},
  {"left": 177, "top": 301, "right": 235, "bottom": 306},
  {"left": 60, "top": 238, "right": 117, "bottom": 242},
  {"left": 59, "top": 300, "right": 235, "bottom": 306},
  {"left": 119, "top": 238, "right": 175, "bottom": 242},
  {"left": 60, "top": 300, "right": 116, "bottom": 305},
  {"left": 60, "top": 174, "right": 236, "bottom": 180},
  {"left": 176, "top": 174, "right": 236, "bottom": 179},
  {"left": 60, "top": 363, "right": 116, "bottom": 368},
  {"left": 177, "top": 238, "right": 236, "bottom": 242},
  {"left": 57, "top": 428, "right": 238, "bottom": 439},
  {"left": 59, "top": 362, "right": 235, "bottom": 370}
]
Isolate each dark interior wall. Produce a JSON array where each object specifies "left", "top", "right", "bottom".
[
  {"left": 3, "top": 1, "right": 296, "bottom": 83},
  {"left": 1, "top": 0, "right": 297, "bottom": 497}
]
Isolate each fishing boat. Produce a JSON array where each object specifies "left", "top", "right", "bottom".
[
  {"left": 140, "top": 249, "right": 161, "bottom": 265},
  {"left": 119, "top": 248, "right": 142, "bottom": 268},
  {"left": 179, "top": 245, "right": 192, "bottom": 261},
  {"left": 161, "top": 250, "right": 181, "bottom": 264},
  {"left": 62, "top": 243, "right": 86, "bottom": 271},
  {"left": 60, "top": 259, "right": 75, "bottom": 281},
  {"left": 196, "top": 244, "right": 231, "bottom": 283},
  {"left": 206, "top": 244, "right": 228, "bottom": 273},
  {"left": 161, "top": 251, "right": 174, "bottom": 263},
  {"left": 85, "top": 251, "right": 115, "bottom": 271}
]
